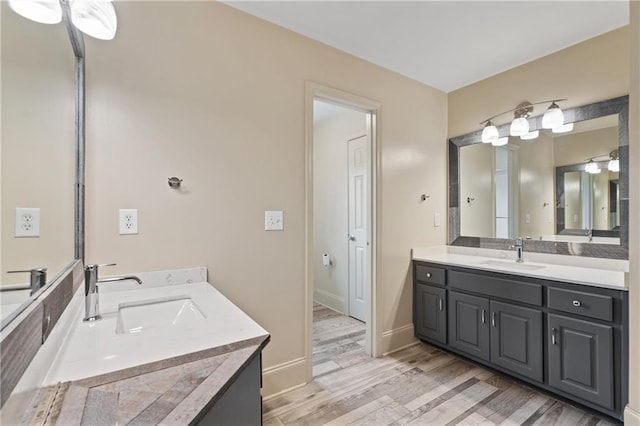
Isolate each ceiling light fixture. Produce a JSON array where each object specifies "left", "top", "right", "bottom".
[
  {"left": 9, "top": 0, "right": 117, "bottom": 40},
  {"left": 479, "top": 99, "right": 566, "bottom": 141},
  {"left": 585, "top": 159, "right": 601, "bottom": 174},
  {"left": 8, "top": 0, "right": 62, "bottom": 24}
]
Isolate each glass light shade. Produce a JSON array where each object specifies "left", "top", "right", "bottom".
[
  {"left": 491, "top": 137, "right": 509, "bottom": 147},
  {"left": 8, "top": 0, "right": 62, "bottom": 24},
  {"left": 71, "top": 0, "right": 117, "bottom": 40},
  {"left": 552, "top": 123, "right": 574, "bottom": 133},
  {"left": 585, "top": 160, "right": 601, "bottom": 174},
  {"left": 542, "top": 102, "right": 564, "bottom": 129},
  {"left": 520, "top": 130, "right": 539, "bottom": 141},
  {"left": 481, "top": 121, "right": 499, "bottom": 143},
  {"left": 608, "top": 159, "right": 620, "bottom": 172},
  {"left": 510, "top": 117, "right": 529, "bottom": 136}
]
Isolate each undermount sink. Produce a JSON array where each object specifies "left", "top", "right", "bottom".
[
  {"left": 481, "top": 260, "right": 546, "bottom": 271},
  {"left": 116, "top": 295, "right": 205, "bottom": 334}
]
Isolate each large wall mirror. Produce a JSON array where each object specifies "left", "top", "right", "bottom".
[
  {"left": 1, "top": 1, "right": 79, "bottom": 328},
  {"left": 449, "top": 96, "right": 628, "bottom": 259}
]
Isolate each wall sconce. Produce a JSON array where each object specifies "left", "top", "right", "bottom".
[
  {"left": 480, "top": 99, "right": 569, "bottom": 144},
  {"left": 9, "top": 0, "right": 117, "bottom": 40},
  {"left": 585, "top": 159, "right": 601, "bottom": 174},
  {"left": 608, "top": 150, "right": 620, "bottom": 172}
]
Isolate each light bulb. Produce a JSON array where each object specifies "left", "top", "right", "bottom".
[
  {"left": 542, "top": 102, "right": 564, "bottom": 129},
  {"left": 552, "top": 123, "right": 574, "bottom": 133},
  {"left": 520, "top": 130, "right": 539, "bottom": 141},
  {"left": 491, "top": 137, "right": 509, "bottom": 147},
  {"left": 71, "top": 0, "right": 117, "bottom": 40},
  {"left": 585, "top": 160, "right": 601, "bottom": 174},
  {"left": 8, "top": 0, "right": 62, "bottom": 24},
  {"left": 608, "top": 159, "right": 619, "bottom": 172},
  {"left": 510, "top": 117, "right": 529, "bottom": 137},
  {"left": 481, "top": 121, "right": 499, "bottom": 143}
]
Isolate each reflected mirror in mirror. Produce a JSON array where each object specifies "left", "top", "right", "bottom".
[
  {"left": 459, "top": 113, "right": 620, "bottom": 243},
  {"left": 1, "top": 1, "right": 76, "bottom": 326}
]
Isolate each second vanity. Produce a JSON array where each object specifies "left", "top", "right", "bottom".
[
  {"left": 2, "top": 267, "right": 269, "bottom": 425},
  {"left": 412, "top": 246, "right": 628, "bottom": 421}
]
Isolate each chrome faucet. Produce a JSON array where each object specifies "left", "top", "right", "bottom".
[
  {"left": 586, "top": 228, "right": 593, "bottom": 242},
  {"left": 7, "top": 267, "right": 47, "bottom": 295},
  {"left": 510, "top": 237, "right": 524, "bottom": 263},
  {"left": 83, "top": 264, "right": 142, "bottom": 322}
]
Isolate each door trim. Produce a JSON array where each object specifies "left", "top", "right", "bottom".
[{"left": 305, "top": 81, "right": 382, "bottom": 381}]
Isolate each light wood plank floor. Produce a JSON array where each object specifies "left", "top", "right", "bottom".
[{"left": 263, "top": 303, "right": 619, "bottom": 426}]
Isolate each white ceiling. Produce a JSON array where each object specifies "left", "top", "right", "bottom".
[{"left": 224, "top": 1, "right": 629, "bottom": 93}]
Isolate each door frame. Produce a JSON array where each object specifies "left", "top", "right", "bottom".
[{"left": 305, "top": 82, "right": 381, "bottom": 381}]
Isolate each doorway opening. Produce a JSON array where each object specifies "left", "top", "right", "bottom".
[{"left": 305, "top": 83, "right": 379, "bottom": 381}]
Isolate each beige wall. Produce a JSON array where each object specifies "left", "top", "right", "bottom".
[
  {"left": 627, "top": 1, "right": 640, "bottom": 423},
  {"left": 1, "top": 2, "right": 75, "bottom": 288},
  {"left": 554, "top": 126, "right": 618, "bottom": 167},
  {"left": 459, "top": 143, "right": 493, "bottom": 237},
  {"left": 85, "top": 1, "right": 447, "bottom": 396},
  {"left": 449, "top": 27, "right": 629, "bottom": 138},
  {"left": 312, "top": 105, "right": 367, "bottom": 313}
]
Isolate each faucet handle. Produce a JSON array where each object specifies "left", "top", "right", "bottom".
[
  {"left": 8, "top": 267, "right": 47, "bottom": 274},
  {"left": 85, "top": 263, "right": 116, "bottom": 271}
]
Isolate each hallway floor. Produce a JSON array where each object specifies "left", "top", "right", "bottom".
[{"left": 263, "top": 303, "right": 617, "bottom": 426}]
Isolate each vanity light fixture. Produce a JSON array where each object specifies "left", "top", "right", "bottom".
[
  {"left": 520, "top": 130, "right": 539, "bottom": 141},
  {"left": 9, "top": 0, "right": 117, "bottom": 40},
  {"left": 552, "top": 123, "right": 574, "bottom": 133},
  {"left": 8, "top": 0, "right": 62, "bottom": 24},
  {"left": 491, "top": 137, "right": 509, "bottom": 147},
  {"left": 479, "top": 99, "right": 566, "bottom": 141},
  {"left": 542, "top": 101, "right": 565, "bottom": 129},
  {"left": 608, "top": 150, "right": 620, "bottom": 172},
  {"left": 585, "top": 159, "right": 601, "bottom": 174}
]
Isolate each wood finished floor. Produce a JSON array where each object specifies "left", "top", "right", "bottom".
[{"left": 263, "top": 303, "right": 618, "bottom": 426}]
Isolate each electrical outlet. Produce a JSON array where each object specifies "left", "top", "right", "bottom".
[
  {"left": 265, "top": 211, "right": 284, "bottom": 231},
  {"left": 15, "top": 207, "right": 40, "bottom": 237},
  {"left": 119, "top": 209, "right": 138, "bottom": 235}
]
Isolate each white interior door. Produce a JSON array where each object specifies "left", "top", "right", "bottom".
[{"left": 347, "top": 134, "right": 369, "bottom": 322}]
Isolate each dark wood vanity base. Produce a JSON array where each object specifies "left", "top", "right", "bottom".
[{"left": 413, "top": 260, "right": 629, "bottom": 421}]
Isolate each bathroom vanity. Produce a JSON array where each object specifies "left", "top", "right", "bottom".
[
  {"left": 1, "top": 267, "right": 269, "bottom": 425},
  {"left": 412, "top": 246, "right": 628, "bottom": 420}
]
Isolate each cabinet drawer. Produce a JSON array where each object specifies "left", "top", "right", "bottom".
[
  {"left": 449, "top": 271, "right": 542, "bottom": 306},
  {"left": 415, "top": 264, "right": 446, "bottom": 285},
  {"left": 547, "top": 288, "right": 613, "bottom": 322}
]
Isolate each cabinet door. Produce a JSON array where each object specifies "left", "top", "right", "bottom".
[
  {"left": 548, "top": 314, "right": 613, "bottom": 409},
  {"left": 415, "top": 283, "right": 446, "bottom": 344},
  {"left": 448, "top": 291, "right": 490, "bottom": 361},
  {"left": 490, "top": 301, "right": 543, "bottom": 382}
]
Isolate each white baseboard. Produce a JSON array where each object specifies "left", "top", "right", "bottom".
[
  {"left": 381, "top": 324, "right": 418, "bottom": 356},
  {"left": 313, "top": 288, "right": 346, "bottom": 314},
  {"left": 625, "top": 405, "right": 640, "bottom": 425},
  {"left": 262, "top": 357, "right": 308, "bottom": 399}
]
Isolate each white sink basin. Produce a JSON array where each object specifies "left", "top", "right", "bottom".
[
  {"left": 116, "top": 295, "right": 205, "bottom": 334},
  {"left": 481, "top": 260, "right": 546, "bottom": 271}
]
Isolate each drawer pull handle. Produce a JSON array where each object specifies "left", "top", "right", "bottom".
[
  {"left": 491, "top": 312, "right": 496, "bottom": 327},
  {"left": 439, "top": 298, "right": 443, "bottom": 311},
  {"left": 572, "top": 300, "right": 581, "bottom": 307},
  {"left": 551, "top": 327, "right": 557, "bottom": 345},
  {"left": 426, "top": 272, "right": 432, "bottom": 278},
  {"left": 481, "top": 309, "right": 486, "bottom": 324}
]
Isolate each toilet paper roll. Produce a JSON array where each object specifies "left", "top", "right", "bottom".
[{"left": 322, "top": 253, "right": 331, "bottom": 267}]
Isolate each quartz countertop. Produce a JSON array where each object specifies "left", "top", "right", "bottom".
[{"left": 412, "top": 246, "right": 628, "bottom": 291}]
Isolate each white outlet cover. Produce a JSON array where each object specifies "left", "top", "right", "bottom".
[
  {"left": 265, "top": 211, "right": 284, "bottom": 231},
  {"left": 119, "top": 209, "right": 138, "bottom": 235},
  {"left": 15, "top": 207, "right": 40, "bottom": 237}
]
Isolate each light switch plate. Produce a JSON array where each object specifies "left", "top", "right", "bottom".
[
  {"left": 15, "top": 207, "right": 40, "bottom": 237},
  {"left": 434, "top": 212, "right": 441, "bottom": 227},
  {"left": 119, "top": 209, "right": 138, "bottom": 235},
  {"left": 265, "top": 211, "right": 284, "bottom": 231}
]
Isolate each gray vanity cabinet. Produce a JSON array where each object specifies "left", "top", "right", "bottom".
[
  {"left": 548, "top": 314, "right": 614, "bottom": 410},
  {"left": 415, "top": 283, "right": 447, "bottom": 344},
  {"left": 448, "top": 291, "right": 490, "bottom": 362},
  {"left": 490, "top": 301, "right": 543, "bottom": 382}
]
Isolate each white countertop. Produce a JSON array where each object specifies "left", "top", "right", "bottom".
[
  {"left": 412, "top": 246, "right": 628, "bottom": 291},
  {"left": 42, "top": 271, "right": 268, "bottom": 385}
]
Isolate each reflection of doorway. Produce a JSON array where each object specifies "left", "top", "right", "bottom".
[
  {"left": 306, "top": 83, "right": 380, "bottom": 380},
  {"left": 494, "top": 146, "right": 519, "bottom": 238}
]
